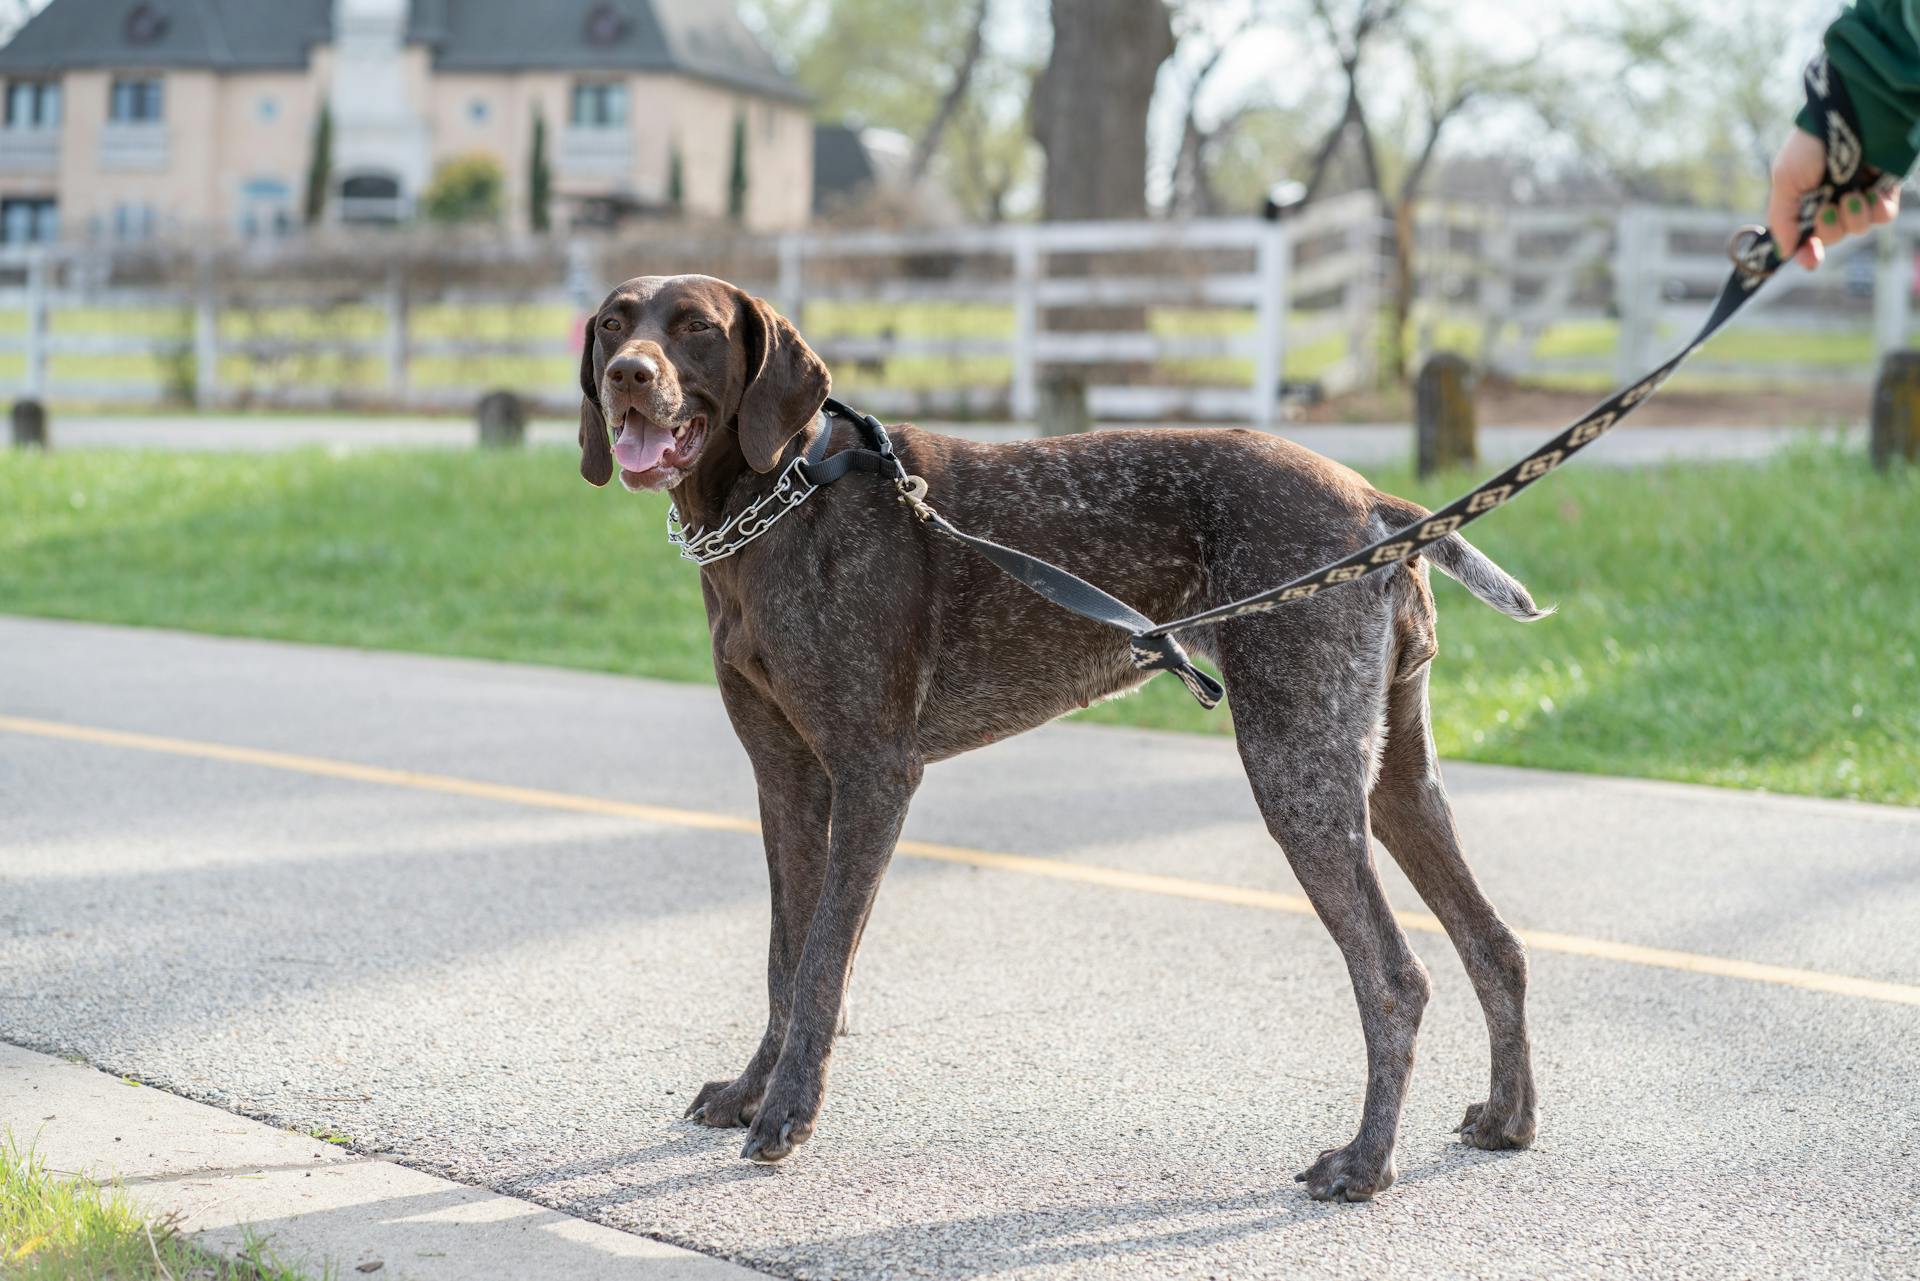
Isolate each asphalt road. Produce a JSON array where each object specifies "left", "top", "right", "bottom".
[{"left": 3, "top": 616, "right": 1917, "bottom": 1280}]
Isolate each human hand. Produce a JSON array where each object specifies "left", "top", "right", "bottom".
[{"left": 1766, "top": 127, "right": 1899, "bottom": 270}]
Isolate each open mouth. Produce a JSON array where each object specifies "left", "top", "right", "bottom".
[{"left": 612, "top": 408, "right": 707, "bottom": 491}]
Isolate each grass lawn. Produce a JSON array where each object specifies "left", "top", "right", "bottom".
[
  {"left": 1, "top": 444, "right": 1914, "bottom": 805},
  {"left": 1, "top": 1137, "right": 323, "bottom": 1280}
]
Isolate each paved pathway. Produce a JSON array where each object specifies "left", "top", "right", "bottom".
[{"left": 3, "top": 617, "right": 1916, "bottom": 1280}]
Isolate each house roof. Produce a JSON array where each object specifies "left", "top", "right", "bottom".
[
  {"left": 0, "top": 0, "right": 807, "bottom": 103},
  {"left": 408, "top": 1, "right": 805, "bottom": 102},
  {"left": 0, "top": 0, "right": 332, "bottom": 72}
]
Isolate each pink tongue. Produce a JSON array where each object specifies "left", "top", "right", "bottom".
[{"left": 613, "top": 418, "right": 675, "bottom": 473}]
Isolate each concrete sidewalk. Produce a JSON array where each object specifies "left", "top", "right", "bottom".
[{"left": 1, "top": 1042, "right": 760, "bottom": 1280}]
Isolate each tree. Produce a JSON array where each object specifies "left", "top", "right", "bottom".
[
  {"left": 728, "top": 115, "right": 749, "bottom": 223},
  {"left": 1031, "top": 0, "right": 1174, "bottom": 220},
  {"left": 304, "top": 104, "right": 332, "bottom": 226},
  {"left": 423, "top": 153, "right": 504, "bottom": 225},
  {"left": 529, "top": 111, "right": 552, "bottom": 234},
  {"left": 906, "top": 0, "right": 990, "bottom": 186},
  {"left": 668, "top": 141, "right": 685, "bottom": 213}
]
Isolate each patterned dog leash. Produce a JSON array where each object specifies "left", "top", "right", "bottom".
[{"left": 771, "top": 55, "right": 1891, "bottom": 710}]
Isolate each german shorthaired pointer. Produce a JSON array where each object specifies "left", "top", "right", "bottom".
[{"left": 577, "top": 274, "right": 1543, "bottom": 1201}]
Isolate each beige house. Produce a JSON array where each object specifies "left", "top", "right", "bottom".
[{"left": 0, "top": 0, "right": 813, "bottom": 244}]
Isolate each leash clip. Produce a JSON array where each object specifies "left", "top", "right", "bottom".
[{"left": 896, "top": 473, "right": 936, "bottom": 520}]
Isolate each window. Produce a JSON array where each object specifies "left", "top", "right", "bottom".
[
  {"left": 6, "top": 80, "right": 60, "bottom": 129},
  {"left": 257, "top": 96, "right": 279, "bottom": 122},
  {"left": 109, "top": 77, "right": 163, "bottom": 123},
  {"left": 238, "top": 177, "right": 292, "bottom": 239},
  {"left": 1, "top": 198, "right": 58, "bottom": 243},
  {"left": 111, "top": 202, "right": 155, "bottom": 242},
  {"left": 570, "top": 81, "right": 627, "bottom": 128},
  {"left": 468, "top": 98, "right": 489, "bottom": 124}
]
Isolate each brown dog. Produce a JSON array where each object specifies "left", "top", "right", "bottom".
[{"left": 577, "top": 274, "right": 1543, "bottom": 1201}]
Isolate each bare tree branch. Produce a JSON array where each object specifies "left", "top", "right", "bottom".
[{"left": 907, "top": 0, "right": 991, "bottom": 186}]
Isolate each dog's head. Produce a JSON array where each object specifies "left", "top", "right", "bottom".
[{"left": 576, "top": 274, "right": 830, "bottom": 492}]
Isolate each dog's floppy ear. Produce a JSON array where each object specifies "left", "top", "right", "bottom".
[
  {"left": 736, "top": 294, "right": 829, "bottom": 474},
  {"left": 577, "top": 316, "right": 612, "bottom": 487}
]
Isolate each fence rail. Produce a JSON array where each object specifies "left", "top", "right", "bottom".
[{"left": 0, "top": 193, "right": 1911, "bottom": 422}]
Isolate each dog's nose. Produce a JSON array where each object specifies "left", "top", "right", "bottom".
[{"left": 606, "top": 352, "right": 659, "bottom": 388}]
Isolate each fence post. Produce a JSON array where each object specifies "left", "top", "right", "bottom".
[
  {"left": 385, "top": 264, "right": 408, "bottom": 404},
  {"left": 1874, "top": 224, "right": 1910, "bottom": 356},
  {"left": 1871, "top": 349, "right": 1920, "bottom": 468},
  {"left": 1010, "top": 226, "right": 1040, "bottom": 423},
  {"left": 1478, "top": 206, "right": 1514, "bottom": 375},
  {"left": 1415, "top": 352, "right": 1477, "bottom": 477},
  {"left": 193, "top": 252, "right": 220, "bottom": 408},
  {"left": 1342, "top": 203, "right": 1377, "bottom": 391},
  {"left": 776, "top": 233, "right": 805, "bottom": 321},
  {"left": 1252, "top": 218, "right": 1289, "bottom": 431},
  {"left": 1612, "top": 205, "right": 1656, "bottom": 387},
  {"left": 22, "top": 248, "right": 47, "bottom": 400}
]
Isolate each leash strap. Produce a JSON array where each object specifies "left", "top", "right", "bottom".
[
  {"left": 806, "top": 398, "right": 1226, "bottom": 708},
  {"left": 804, "top": 54, "right": 1885, "bottom": 709}
]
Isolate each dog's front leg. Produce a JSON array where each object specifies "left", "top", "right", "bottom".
[
  {"left": 689, "top": 674, "right": 832, "bottom": 1129},
  {"left": 740, "top": 755, "right": 921, "bottom": 1163}
]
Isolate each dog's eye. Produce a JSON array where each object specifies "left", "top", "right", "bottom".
[
  {"left": 684, "top": 319, "right": 712, "bottom": 334},
  {"left": 601, "top": 317, "right": 622, "bottom": 333}
]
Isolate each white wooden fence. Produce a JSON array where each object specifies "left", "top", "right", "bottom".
[
  {"left": 1415, "top": 200, "right": 1920, "bottom": 386},
  {"left": 0, "top": 192, "right": 1911, "bottom": 423}
]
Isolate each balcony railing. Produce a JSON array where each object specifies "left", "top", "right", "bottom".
[
  {"left": 557, "top": 126, "right": 632, "bottom": 180},
  {"left": 99, "top": 123, "right": 168, "bottom": 172},
  {"left": 0, "top": 127, "right": 58, "bottom": 173}
]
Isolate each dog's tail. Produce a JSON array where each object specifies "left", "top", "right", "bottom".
[{"left": 1372, "top": 494, "right": 1553, "bottom": 623}]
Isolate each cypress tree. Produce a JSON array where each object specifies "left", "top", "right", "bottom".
[
  {"left": 530, "top": 110, "right": 552, "bottom": 234},
  {"left": 728, "top": 115, "right": 748, "bottom": 223},
  {"left": 304, "top": 104, "right": 332, "bottom": 225}
]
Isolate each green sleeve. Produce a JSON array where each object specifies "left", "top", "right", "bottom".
[{"left": 1794, "top": 0, "right": 1920, "bottom": 177}]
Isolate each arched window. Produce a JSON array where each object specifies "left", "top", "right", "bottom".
[{"left": 339, "top": 172, "right": 405, "bottom": 224}]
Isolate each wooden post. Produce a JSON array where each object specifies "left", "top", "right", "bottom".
[
  {"left": 1252, "top": 218, "right": 1288, "bottom": 431},
  {"left": 22, "top": 249, "right": 47, "bottom": 401},
  {"left": 1870, "top": 349, "right": 1920, "bottom": 469},
  {"left": 193, "top": 252, "right": 220, "bottom": 409},
  {"left": 1010, "top": 227, "right": 1040, "bottom": 423},
  {"left": 11, "top": 398, "right": 47, "bottom": 449},
  {"left": 476, "top": 390, "right": 527, "bottom": 449},
  {"left": 1415, "top": 352, "right": 1477, "bottom": 477},
  {"left": 1037, "top": 370, "right": 1090, "bottom": 438},
  {"left": 385, "top": 264, "right": 409, "bottom": 405}
]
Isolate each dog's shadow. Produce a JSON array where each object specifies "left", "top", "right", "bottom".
[{"left": 505, "top": 1129, "right": 1521, "bottom": 1276}]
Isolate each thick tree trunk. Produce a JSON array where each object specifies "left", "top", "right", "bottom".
[
  {"left": 1030, "top": 0, "right": 1173, "bottom": 430},
  {"left": 1031, "top": 0, "right": 1173, "bottom": 220}
]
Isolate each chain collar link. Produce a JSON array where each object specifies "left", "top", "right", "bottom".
[{"left": 665, "top": 449, "right": 818, "bottom": 566}]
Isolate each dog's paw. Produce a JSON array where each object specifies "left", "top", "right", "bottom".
[
  {"left": 738, "top": 1077, "right": 821, "bottom": 1165},
  {"left": 1456, "top": 1093, "right": 1536, "bottom": 1150},
  {"left": 683, "top": 1077, "right": 762, "bottom": 1129},
  {"left": 1294, "top": 1142, "right": 1396, "bottom": 1203}
]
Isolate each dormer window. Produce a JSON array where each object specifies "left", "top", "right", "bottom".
[
  {"left": 571, "top": 81, "right": 627, "bottom": 129},
  {"left": 584, "top": 4, "right": 629, "bottom": 44},
  {"left": 110, "top": 77, "right": 164, "bottom": 123},
  {"left": 124, "top": 4, "right": 169, "bottom": 46}
]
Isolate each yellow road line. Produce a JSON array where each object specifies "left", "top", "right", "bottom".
[{"left": 4, "top": 713, "right": 1918, "bottom": 1009}]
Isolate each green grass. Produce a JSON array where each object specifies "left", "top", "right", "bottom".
[
  {"left": 0, "top": 445, "right": 1914, "bottom": 805},
  {"left": 1, "top": 1136, "right": 326, "bottom": 1280}
]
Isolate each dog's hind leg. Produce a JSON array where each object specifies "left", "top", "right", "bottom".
[
  {"left": 687, "top": 671, "right": 833, "bottom": 1130},
  {"left": 1220, "top": 613, "right": 1431, "bottom": 1202},
  {"left": 1370, "top": 662, "right": 1537, "bottom": 1151}
]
